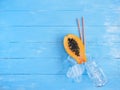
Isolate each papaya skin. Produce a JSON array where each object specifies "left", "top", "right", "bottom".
[{"left": 63, "top": 34, "right": 87, "bottom": 64}]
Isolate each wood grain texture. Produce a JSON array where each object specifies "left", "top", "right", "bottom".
[{"left": 0, "top": 0, "right": 120, "bottom": 90}]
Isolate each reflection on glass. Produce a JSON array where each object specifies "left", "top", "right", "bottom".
[
  {"left": 85, "top": 60, "right": 107, "bottom": 87},
  {"left": 66, "top": 56, "right": 107, "bottom": 86},
  {"left": 66, "top": 56, "right": 84, "bottom": 82}
]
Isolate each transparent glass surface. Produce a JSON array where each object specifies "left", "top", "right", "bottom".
[
  {"left": 66, "top": 56, "right": 85, "bottom": 82},
  {"left": 85, "top": 60, "right": 107, "bottom": 87},
  {"left": 66, "top": 56, "right": 107, "bottom": 86}
]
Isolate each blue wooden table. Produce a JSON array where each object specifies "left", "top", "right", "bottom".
[{"left": 0, "top": 0, "right": 120, "bottom": 90}]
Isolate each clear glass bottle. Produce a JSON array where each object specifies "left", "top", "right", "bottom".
[
  {"left": 66, "top": 56, "right": 85, "bottom": 82},
  {"left": 85, "top": 59, "right": 107, "bottom": 87}
]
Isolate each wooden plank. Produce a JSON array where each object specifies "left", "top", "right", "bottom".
[
  {"left": 0, "top": 43, "right": 65, "bottom": 58},
  {"left": 0, "top": 74, "right": 119, "bottom": 90},
  {"left": 0, "top": 42, "right": 120, "bottom": 58},
  {"left": 0, "top": 27, "right": 78, "bottom": 42},
  {"left": 0, "top": 58, "right": 66, "bottom": 75},
  {"left": 0, "top": 56, "right": 119, "bottom": 74},
  {"left": 0, "top": 26, "right": 120, "bottom": 43},
  {"left": 0, "top": 11, "right": 119, "bottom": 26},
  {"left": 0, "top": 0, "right": 119, "bottom": 11}
]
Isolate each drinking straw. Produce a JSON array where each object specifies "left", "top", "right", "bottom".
[
  {"left": 76, "top": 17, "right": 86, "bottom": 50},
  {"left": 81, "top": 16, "right": 86, "bottom": 49},
  {"left": 76, "top": 18, "right": 82, "bottom": 42}
]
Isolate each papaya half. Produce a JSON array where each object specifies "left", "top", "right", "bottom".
[{"left": 63, "top": 34, "right": 87, "bottom": 64}]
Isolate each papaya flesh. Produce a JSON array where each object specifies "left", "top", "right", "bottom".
[{"left": 63, "top": 34, "right": 87, "bottom": 64}]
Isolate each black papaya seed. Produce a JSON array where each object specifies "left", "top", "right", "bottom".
[{"left": 68, "top": 38, "right": 80, "bottom": 56}]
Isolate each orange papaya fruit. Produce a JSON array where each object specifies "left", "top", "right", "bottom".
[{"left": 63, "top": 34, "right": 87, "bottom": 64}]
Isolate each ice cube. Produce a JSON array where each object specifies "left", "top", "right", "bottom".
[{"left": 66, "top": 64, "right": 85, "bottom": 82}]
